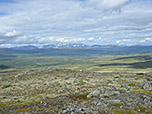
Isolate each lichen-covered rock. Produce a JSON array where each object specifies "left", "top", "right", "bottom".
[
  {"left": 60, "top": 106, "right": 99, "bottom": 114},
  {"left": 64, "top": 74, "right": 74, "bottom": 80},
  {"left": 1, "top": 69, "right": 152, "bottom": 114},
  {"left": 87, "top": 90, "right": 100, "bottom": 98},
  {"left": 139, "top": 81, "right": 152, "bottom": 90},
  {"left": 108, "top": 99, "right": 122, "bottom": 103},
  {"left": 87, "top": 86, "right": 121, "bottom": 99}
]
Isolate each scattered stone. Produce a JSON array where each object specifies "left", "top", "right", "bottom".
[
  {"left": 13, "top": 97, "right": 18, "bottom": 100},
  {"left": 1, "top": 68, "right": 152, "bottom": 114},
  {"left": 65, "top": 74, "right": 74, "bottom": 80},
  {"left": 40, "top": 101, "right": 47, "bottom": 106},
  {"left": 139, "top": 81, "right": 152, "bottom": 90},
  {"left": 87, "top": 90, "right": 100, "bottom": 98},
  {"left": 146, "top": 77, "right": 152, "bottom": 81},
  {"left": 109, "top": 99, "right": 121, "bottom": 103}
]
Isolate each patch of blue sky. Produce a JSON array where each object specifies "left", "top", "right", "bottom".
[
  {"left": 0, "top": 0, "right": 15, "bottom": 3},
  {"left": 0, "top": 12, "right": 8, "bottom": 15}
]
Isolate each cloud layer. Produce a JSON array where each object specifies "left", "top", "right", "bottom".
[{"left": 0, "top": 0, "right": 152, "bottom": 47}]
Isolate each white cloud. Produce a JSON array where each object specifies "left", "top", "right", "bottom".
[
  {"left": 145, "top": 38, "right": 152, "bottom": 41},
  {"left": 98, "top": 37, "right": 102, "bottom": 40},
  {"left": 83, "top": 0, "right": 129, "bottom": 10},
  {"left": 88, "top": 37, "right": 94, "bottom": 41},
  {"left": 49, "top": 36, "right": 55, "bottom": 41},
  {"left": 116, "top": 40, "right": 121, "bottom": 43},
  {"left": 140, "top": 37, "right": 152, "bottom": 43},
  {"left": 102, "top": 0, "right": 129, "bottom": 9},
  {"left": 56, "top": 38, "right": 65, "bottom": 42},
  {"left": 64, "top": 39, "right": 69, "bottom": 43},
  {"left": 4, "top": 30, "right": 17, "bottom": 37},
  {"left": 0, "top": 0, "right": 152, "bottom": 46}
]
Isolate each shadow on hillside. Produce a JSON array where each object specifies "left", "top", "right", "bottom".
[
  {"left": 98, "top": 61, "right": 152, "bottom": 69},
  {"left": 115, "top": 55, "right": 152, "bottom": 61},
  {"left": 0, "top": 65, "right": 11, "bottom": 69}
]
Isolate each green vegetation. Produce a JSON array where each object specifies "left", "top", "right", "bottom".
[
  {"left": 0, "top": 47, "right": 152, "bottom": 113},
  {"left": 2, "top": 84, "right": 11, "bottom": 89},
  {"left": 111, "top": 105, "right": 152, "bottom": 114},
  {"left": 0, "top": 48, "right": 152, "bottom": 73},
  {"left": 132, "top": 90, "right": 152, "bottom": 95},
  {"left": 15, "top": 107, "right": 33, "bottom": 112}
]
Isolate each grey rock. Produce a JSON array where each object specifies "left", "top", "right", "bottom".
[
  {"left": 146, "top": 72, "right": 152, "bottom": 75},
  {"left": 65, "top": 74, "right": 74, "bottom": 80},
  {"left": 146, "top": 77, "right": 152, "bottom": 81},
  {"left": 100, "top": 88, "right": 120, "bottom": 97},
  {"left": 139, "top": 81, "right": 152, "bottom": 90},
  {"left": 13, "top": 97, "right": 18, "bottom": 100},
  {"left": 108, "top": 99, "right": 121, "bottom": 103},
  {"left": 40, "top": 101, "right": 47, "bottom": 106},
  {"left": 87, "top": 90, "right": 100, "bottom": 98},
  {"left": 143, "top": 82, "right": 152, "bottom": 90},
  {"left": 59, "top": 88, "right": 69, "bottom": 93}
]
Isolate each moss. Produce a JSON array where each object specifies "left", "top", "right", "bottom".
[
  {"left": 13, "top": 100, "right": 40, "bottom": 107},
  {"left": 111, "top": 105, "right": 152, "bottom": 114},
  {"left": 50, "top": 81, "right": 61, "bottom": 87},
  {"left": 78, "top": 80, "right": 86, "bottom": 85},
  {"left": 135, "top": 105, "right": 152, "bottom": 113},
  {"left": 134, "top": 77, "right": 141, "bottom": 80},
  {"left": 2, "top": 84, "right": 11, "bottom": 89},
  {"left": 114, "top": 76, "right": 120, "bottom": 79},
  {"left": 136, "top": 107, "right": 146, "bottom": 112},
  {"left": 52, "top": 102, "right": 59, "bottom": 106},
  {"left": 36, "top": 107, "right": 51, "bottom": 111},
  {"left": 128, "top": 83, "right": 135, "bottom": 87},
  {"left": 112, "top": 109, "right": 132, "bottom": 114},
  {"left": 132, "top": 90, "right": 152, "bottom": 95},
  {"left": 15, "top": 107, "right": 33, "bottom": 112},
  {"left": 136, "top": 73, "right": 144, "bottom": 75},
  {"left": 114, "top": 75, "right": 123, "bottom": 79},
  {"left": 109, "top": 103, "right": 124, "bottom": 108},
  {"left": 0, "top": 104, "right": 10, "bottom": 108}
]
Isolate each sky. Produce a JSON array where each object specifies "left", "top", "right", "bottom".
[{"left": 0, "top": 0, "right": 152, "bottom": 47}]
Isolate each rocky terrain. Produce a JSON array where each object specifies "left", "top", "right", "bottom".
[{"left": 0, "top": 68, "right": 152, "bottom": 114}]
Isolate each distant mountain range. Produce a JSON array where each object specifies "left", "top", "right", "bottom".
[
  {"left": 4, "top": 43, "right": 88, "bottom": 49},
  {"left": 1, "top": 44, "right": 152, "bottom": 56},
  {"left": 3, "top": 43, "right": 152, "bottom": 50}
]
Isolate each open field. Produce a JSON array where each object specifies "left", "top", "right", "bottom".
[
  {"left": 0, "top": 68, "right": 152, "bottom": 114},
  {"left": 1, "top": 46, "right": 152, "bottom": 73},
  {"left": 0, "top": 46, "right": 152, "bottom": 113}
]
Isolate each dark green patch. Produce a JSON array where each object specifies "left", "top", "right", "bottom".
[
  {"left": 98, "top": 60, "right": 152, "bottom": 69},
  {"left": 2, "top": 84, "right": 11, "bottom": 89},
  {"left": 0, "top": 65, "right": 11, "bottom": 69},
  {"left": 109, "top": 103, "right": 125, "bottom": 108},
  {"left": 136, "top": 73, "right": 144, "bottom": 75},
  {"left": 128, "top": 83, "right": 135, "bottom": 87}
]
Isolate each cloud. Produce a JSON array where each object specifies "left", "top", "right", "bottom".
[
  {"left": 4, "top": 30, "right": 17, "bottom": 37},
  {"left": 140, "top": 37, "right": 152, "bottom": 43},
  {"left": 56, "top": 38, "right": 65, "bottom": 42},
  {"left": 88, "top": 37, "right": 94, "bottom": 41},
  {"left": 0, "top": 0, "right": 152, "bottom": 46},
  {"left": 102, "top": 0, "right": 129, "bottom": 9},
  {"left": 145, "top": 38, "right": 152, "bottom": 42},
  {"left": 116, "top": 40, "right": 121, "bottom": 44},
  {"left": 83, "top": 0, "right": 129, "bottom": 10}
]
